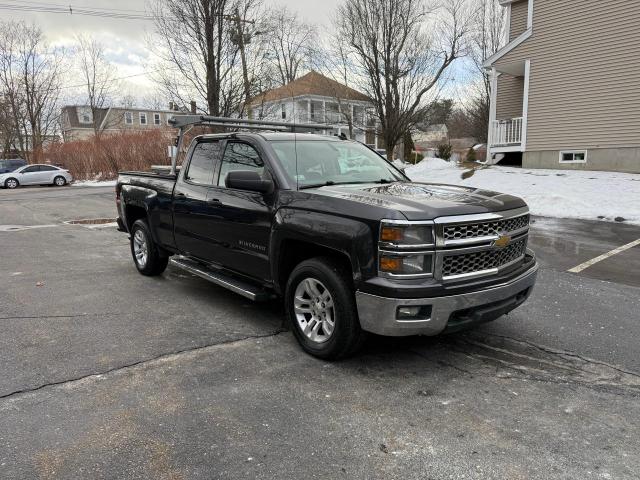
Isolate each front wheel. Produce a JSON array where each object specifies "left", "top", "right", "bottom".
[
  {"left": 4, "top": 178, "right": 18, "bottom": 189},
  {"left": 285, "top": 257, "right": 366, "bottom": 360},
  {"left": 130, "top": 219, "right": 168, "bottom": 276}
]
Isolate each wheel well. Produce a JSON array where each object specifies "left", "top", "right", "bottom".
[
  {"left": 277, "top": 240, "right": 354, "bottom": 294},
  {"left": 125, "top": 205, "right": 147, "bottom": 230}
]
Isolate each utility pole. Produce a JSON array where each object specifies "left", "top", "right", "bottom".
[{"left": 226, "top": 8, "right": 255, "bottom": 116}]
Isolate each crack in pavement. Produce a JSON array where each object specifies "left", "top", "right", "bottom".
[
  {"left": 0, "top": 329, "right": 286, "bottom": 402},
  {"left": 475, "top": 332, "right": 640, "bottom": 379}
]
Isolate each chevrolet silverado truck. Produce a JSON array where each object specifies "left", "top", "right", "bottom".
[{"left": 116, "top": 116, "right": 538, "bottom": 359}]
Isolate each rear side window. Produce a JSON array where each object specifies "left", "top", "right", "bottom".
[
  {"left": 217, "top": 142, "right": 264, "bottom": 187},
  {"left": 185, "top": 141, "right": 221, "bottom": 185},
  {"left": 39, "top": 165, "right": 58, "bottom": 171}
]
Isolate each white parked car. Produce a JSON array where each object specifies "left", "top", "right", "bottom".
[{"left": 0, "top": 164, "right": 73, "bottom": 189}]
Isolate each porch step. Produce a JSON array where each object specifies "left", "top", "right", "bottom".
[{"left": 170, "top": 256, "right": 274, "bottom": 302}]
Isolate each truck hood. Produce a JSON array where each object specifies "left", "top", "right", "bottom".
[{"left": 305, "top": 182, "right": 527, "bottom": 220}]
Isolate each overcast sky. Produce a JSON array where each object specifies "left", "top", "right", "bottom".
[
  {"left": 1, "top": 0, "right": 344, "bottom": 104},
  {"left": 2, "top": 0, "right": 469, "bottom": 106}
]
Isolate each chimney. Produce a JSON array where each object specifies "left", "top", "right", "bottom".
[
  {"left": 169, "top": 101, "right": 174, "bottom": 111},
  {"left": 190, "top": 101, "right": 197, "bottom": 114}
]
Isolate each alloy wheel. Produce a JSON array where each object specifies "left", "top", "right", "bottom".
[
  {"left": 293, "top": 278, "right": 335, "bottom": 343},
  {"left": 133, "top": 230, "right": 148, "bottom": 267}
]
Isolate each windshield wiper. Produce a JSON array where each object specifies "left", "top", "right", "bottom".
[
  {"left": 299, "top": 179, "right": 397, "bottom": 190},
  {"left": 299, "top": 181, "right": 336, "bottom": 190}
]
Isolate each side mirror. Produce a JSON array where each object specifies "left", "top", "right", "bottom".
[{"left": 226, "top": 170, "right": 273, "bottom": 194}]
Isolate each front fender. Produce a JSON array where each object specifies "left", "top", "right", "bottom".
[{"left": 270, "top": 208, "right": 376, "bottom": 292}]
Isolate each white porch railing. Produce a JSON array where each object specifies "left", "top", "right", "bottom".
[{"left": 490, "top": 117, "right": 523, "bottom": 147}]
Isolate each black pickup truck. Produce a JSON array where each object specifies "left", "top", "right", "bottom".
[{"left": 116, "top": 116, "right": 538, "bottom": 359}]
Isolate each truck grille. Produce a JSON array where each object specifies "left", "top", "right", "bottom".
[
  {"left": 443, "top": 214, "right": 529, "bottom": 242},
  {"left": 442, "top": 237, "right": 527, "bottom": 278}
]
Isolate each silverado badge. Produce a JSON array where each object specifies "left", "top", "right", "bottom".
[{"left": 493, "top": 234, "right": 512, "bottom": 248}]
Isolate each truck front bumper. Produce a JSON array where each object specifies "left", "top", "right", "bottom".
[{"left": 355, "top": 261, "right": 538, "bottom": 336}]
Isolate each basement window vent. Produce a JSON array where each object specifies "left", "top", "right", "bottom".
[{"left": 560, "top": 151, "right": 587, "bottom": 164}]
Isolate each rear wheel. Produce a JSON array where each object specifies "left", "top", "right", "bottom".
[
  {"left": 53, "top": 175, "right": 66, "bottom": 187},
  {"left": 4, "top": 178, "right": 18, "bottom": 189},
  {"left": 130, "top": 219, "right": 168, "bottom": 276},
  {"left": 285, "top": 257, "right": 365, "bottom": 360}
]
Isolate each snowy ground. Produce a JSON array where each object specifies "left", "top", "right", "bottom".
[
  {"left": 72, "top": 180, "right": 116, "bottom": 187},
  {"left": 405, "top": 158, "right": 640, "bottom": 225}
]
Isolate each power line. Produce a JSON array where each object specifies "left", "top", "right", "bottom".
[
  {"left": 1, "top": 0, "right": 147, "bottom": 14},
  {"left": 0, "top": 3, "right": 157, "bottom": 21},
  {"left": 60, "top": 69, "right": 166, "bottom": 90}
]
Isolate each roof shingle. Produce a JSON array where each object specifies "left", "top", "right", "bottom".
[{"left": 250, "top": 71, "right": 371, "bottom": 105}]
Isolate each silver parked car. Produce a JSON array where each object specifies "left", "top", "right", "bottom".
[{"left": 0, "top": 164, "right": 73, "bottom": 189}]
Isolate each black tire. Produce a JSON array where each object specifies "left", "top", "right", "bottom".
[
  {"left": 53, "top": 176, "right": 67, "bottom": 187},
  {"left": 129, "top": 219, "right": 168, "bottom": 276},
  {"left": 285, "top": 257, "right": 366, "bottom": 360},
  {"left": 4, "top": 178, "right": 19, "bottom": 189}
]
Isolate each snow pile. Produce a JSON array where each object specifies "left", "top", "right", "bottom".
[{"left": 405, "top": 158, "right": 640, "bottom": 225}]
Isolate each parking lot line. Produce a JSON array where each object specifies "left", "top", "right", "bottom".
[{"left": 568, "top": 238, "right": 640, "bottom": 273}]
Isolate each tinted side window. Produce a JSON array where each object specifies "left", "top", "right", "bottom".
[
  {"left": 40, "top": 165, "right": 57, "bottom": 171},
  {"left": 185, "top": 142, "right": 220, "bottom": 185},
  {"left": 218, "top": 142, "right": 264, "bottom": 187},
  {"left": 22, "top": 166, "right": 39, "bottom": 173}
]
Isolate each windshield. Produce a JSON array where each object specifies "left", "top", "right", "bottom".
[{"left": 269, "top": 140, "right": 405, "bottom": 189}]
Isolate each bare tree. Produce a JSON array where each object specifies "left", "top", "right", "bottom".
[
  {"left": 0, "top": 95, "right": 15, "bottom": 157},
  {"left": 141, "top": 92, "right": 170, "bottom": 111},
  {"left": 0, "top": 21, "right": 63, "bottom": 161},
  {"left": 265, "top": 6, "right": 317, "bottom": 86},
  {"left": 75, "top": 35, "right": 120, "bottom": 136},
  {"left": 466, "top": 0, "right": 505, "bottom": 142},
  {"left": 311, "top": 42, "right": 361, "bottom": 139},
  {"left": 336, "top": 0, "right": 470, "bottom": 160},
  {"left": 149, "top": 0, "right": 269, "bottom": 117}
]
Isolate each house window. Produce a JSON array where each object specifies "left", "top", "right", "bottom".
[
  {"left": 154, "top": 113, "right": 161, "bottom": 125},
  {"left": 78, "top": 107, "right": 93, "bottom": 124},
  {"left": 124, "top": 112, "right": 133, "bottom": 125},
  {"left": 281, "top": 104, "right": 286, "bottom": 119},
  {"left": 559, "top": 150, "right": 587, "bottom": 164},
  {"left": 139, "top": 113, "right": 148, "bottom": 125}
]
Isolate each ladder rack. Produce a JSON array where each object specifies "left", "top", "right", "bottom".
[{"left": 168, "top": 115, "right": 330, "bottom": 175}]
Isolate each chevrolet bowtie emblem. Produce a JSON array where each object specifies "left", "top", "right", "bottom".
[{"left": 494, "top": 234, "right": 511, "bottom": 248}]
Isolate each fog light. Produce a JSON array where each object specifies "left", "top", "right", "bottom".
[
  {"left": 398, "top": 306, "right": 421, "bottom": 317},
  {"left": 396, "top": 305, "right": 432, "bottom": 320}
]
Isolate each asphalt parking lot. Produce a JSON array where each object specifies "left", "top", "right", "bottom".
[{"left": 1, "top": 186, "right": 639, "bottom": 479}]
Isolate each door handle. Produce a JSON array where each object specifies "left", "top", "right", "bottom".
[
  {"left": 175, "top": 193, "right": 186, "bottom": 198},
  {"left": 208, "top": 198, "right": 221, "bottom": 204}
]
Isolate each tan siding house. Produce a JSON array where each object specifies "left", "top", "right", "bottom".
[
  {"left": 484, "top": 0, "right": 640, "bottom": 173},
  {"left": 61, "top": 105, "right": 183, "bottom": 142}
]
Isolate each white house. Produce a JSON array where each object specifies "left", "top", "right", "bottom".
[{"left": 248, "top": 71, "right": 380, "bottom": 148}]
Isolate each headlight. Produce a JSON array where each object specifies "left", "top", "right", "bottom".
[
  {"left": 380, "top": 222, "right": 434, "bottom": 247},
  {"left": 379, "top": 252, "right": 433, "bottom": 276}
]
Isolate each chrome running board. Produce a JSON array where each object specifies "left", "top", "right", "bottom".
[{"left": 170, "top": 256, "right": 274, "bottom": 302}]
